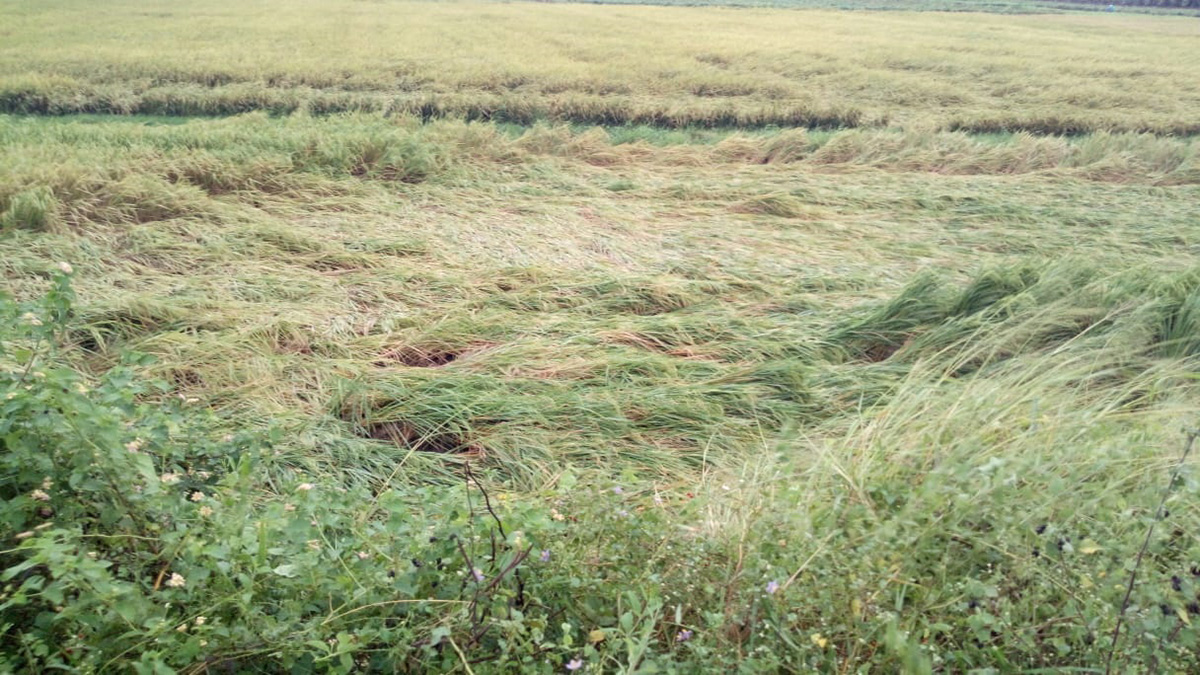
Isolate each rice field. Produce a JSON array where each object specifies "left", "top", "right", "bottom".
[
  {"left": 4, "top": 0, "right": 1200, "bottom": 133},
  {"left": 3, "top": 0, "right": 1200, "bottom": 672}
]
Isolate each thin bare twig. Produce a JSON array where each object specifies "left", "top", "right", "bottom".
[
  {"left": 1105, "top": 428, "right": 1198, "bottom": 675},
  {"left": 465, "top": 463, "right": 526, "bottom": 608}
]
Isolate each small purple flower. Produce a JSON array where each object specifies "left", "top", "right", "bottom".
[
  {"left": 616, "top": 509, "right": 629, "bottom": 518},
  {"left": 540, "top": 549, "right": 551, "bottom": 563},
  {"left": 675, "top": 629, "right": 693, "bottom": 642},
  {"left": 612, "top": 486, "right": 623, "bottom": 494},
  {"left": 766, "top": 580, "right": 780, "bottom": 595},
  {"left": 566, "top": 658, "right": 583, "bottom": 671},
  {"left": 472, "top": 568, "right": 485, "bottom": 583}
]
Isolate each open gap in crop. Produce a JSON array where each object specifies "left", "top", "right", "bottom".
[
  {"left": 859, "top": 340, "right": 905, "bottom": 363},
  {"left": 375, "top": 343, "right": 494, "bottom": 368},
  {"left": 356, "top": 420, "right": 484, "bottom": 457}
]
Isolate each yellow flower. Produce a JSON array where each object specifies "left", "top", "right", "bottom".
[{"left": 811, "top": 633, "right": 828, "bottom": 648}]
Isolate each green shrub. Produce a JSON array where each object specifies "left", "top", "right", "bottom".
[{"left": 0, "top": 270, "right": 569, "bottom": 672}]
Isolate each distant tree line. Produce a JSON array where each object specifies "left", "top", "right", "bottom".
[{"left": 1062, "top": 0, "right": 1200, "bottom": 7}]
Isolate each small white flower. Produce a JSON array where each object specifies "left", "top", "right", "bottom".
[
  {"left": 307, "top": 539, "right": 321, "bottom": 551},
  {"left": 160, "top": 473, "right": 181, "bottom": 485},
  {"left": 165, "top": 573, "right": 186, "bottom": 588},
  {"left": 30, "top": 489, "right": 50, "bottom": 502},
  {"left": 176, "top": 623, "right": 188, "bottom": 632},
  {"left": 283, "top": 503, "right": 296, "bottom": 512},
  {"left": 296, "top": 483, "right": 315, "bottom": 492},
  {"left": 57, "top": 262, "right": 73, "bottom": 275},
  {"left": 198, "top": 505, "right": 214, "bottom": 517},
  {"left": 126, "top": 439, "right": 144, "bottom": 453},
  {"left": 356, "top": 551, "right": 370, "bottom": 560},
  {"left": 41, "top": 477, "right": 53, "bottom": 490},
  {"left": 194, "top": 616, "right": 206, "bottom": 626},
  {"left": 21, "top": 312, "right": 42, "bottom": 327},
  {"left": 190, "top": 491, "right": 205, "bottom": 502}
]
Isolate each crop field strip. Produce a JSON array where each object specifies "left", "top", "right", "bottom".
[
  {"left": 3, "top": 114, "right": 1198, "bottom": 483},
  {"left": 3, "top": 0, "right": 1200, "bottom": 134}
]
